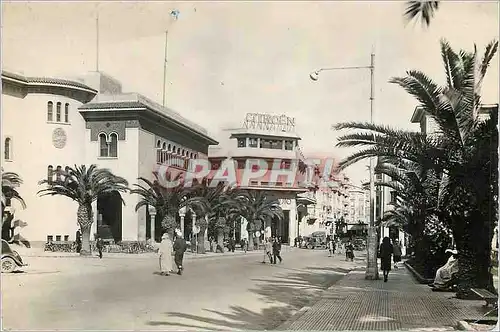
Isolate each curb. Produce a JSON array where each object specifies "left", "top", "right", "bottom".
[
  {"left": 20, "top": 251, "right": 263, "bottom": 260},
  {"left": 405, "top": 261, "right": 433, "bottom": 284},
  {"left": 277, "top": 306, "right": 311, "bottom": 330},
  {"left": 456, "top": 320, "right": 473, "bottom": 331}
]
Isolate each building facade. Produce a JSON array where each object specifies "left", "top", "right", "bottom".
[
  {"left": 1, "top": 70, "right": 217, "bottom": 246},
  {"left": 207, "top": 114, "right": 317, "bottom": 245}
]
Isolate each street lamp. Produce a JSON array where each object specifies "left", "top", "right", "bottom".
[{"left": 309, "top": 52, "right": 379, "bottom": 280}]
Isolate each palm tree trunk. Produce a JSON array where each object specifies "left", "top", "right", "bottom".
[
  {"left": 454, "top": 212, "right": 496, "bottom": 299},
  {"left": 77, "top": 204, "right": 93, "bottom": 256},
  {"left": 217, "top": 229, "right": 224, "bottom": 253},
  {"left": 197, "top": 217, "right": 207, "bottom": 254}
]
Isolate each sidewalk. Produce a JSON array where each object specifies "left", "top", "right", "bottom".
[{"left": 278, "top": 265, "right": 491, "bottom": 331}]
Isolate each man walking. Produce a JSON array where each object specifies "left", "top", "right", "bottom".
[
  {"left": 272, "top": 237, "right": 283, "bottom": 264},
  {"left": 96, "top": 235, "right": 104, "bottom": 259},
  {"left": 75, "top": 228, "right": 82, "bottom": 253},
  {"left": 173, "top": 230, "right": 188, "bottom": 275}
]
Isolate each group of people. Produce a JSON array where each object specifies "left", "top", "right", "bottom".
[
  {"left": 264, "top": 236, "right": 283, "bottom": 264},
  {"left": 75, "top": 229, "right": 104, "bottom": 259},
  {"left": 325, "top": 236, "right": 355, "bottom": 261},
  {"left": 158, "top": 229, "right": 188, "bottom": 276},
  {"left": 378, "top": 237, "right": 403, "bottom": 282}
]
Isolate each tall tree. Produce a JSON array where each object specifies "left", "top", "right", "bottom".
[
  {"left": 237, "top": 190, "right": 284, "bottom": 250},
  {"left": 1, "top": 168, "right": 26, "bottom": 223},
  {"left": 38, "top": 165, "right": 129, "bottom": 256},
  {"left": 334, "top": 39, "right": 498, "bottom": 297},
  {"left": 182, "top": 178, "right": 229, "bottom": 253},
  {"left": 131, "top": 172, "right": 188, "bottom": 240}
]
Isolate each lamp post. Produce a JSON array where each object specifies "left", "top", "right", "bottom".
[{"left": 310, "top": 52, "right": 378, "bottom": 280}]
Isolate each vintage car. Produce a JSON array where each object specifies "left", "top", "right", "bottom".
[
  {"left": 302, "top": 231, "right": 327, "bottom": 249},
  {"left": 2, "top": 239, "right": 26, "bottom": 273}
]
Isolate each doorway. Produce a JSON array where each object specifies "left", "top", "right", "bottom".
[{"left": 97, "top": 191, "right": 122, "bottom": 243}]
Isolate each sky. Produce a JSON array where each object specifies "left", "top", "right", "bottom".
[{"left": 2, "top": 1, "right": 499, "bottom": 184}]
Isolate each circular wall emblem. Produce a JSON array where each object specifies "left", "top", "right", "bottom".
[{"left": 52, "top": 128, "right": 67, "bottom": 149}]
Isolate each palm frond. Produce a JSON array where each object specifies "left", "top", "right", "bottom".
[{"left": 404, "top": 1, "right": 440, "bottom": 26}]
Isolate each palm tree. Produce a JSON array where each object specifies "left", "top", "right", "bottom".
[
  {"left": 404, "top": 1, "right": 440, "bottom": 26},
  {"left": 38, "top": 165, "right": 129, "bottom": 256},
  {"left": 131, "top": 172, "right": 188, "bottom": 240},
  {"left": 1, "top": 168, "right": 26, "bottom": 223},
  {"left": 182, "top": 178, "right": 229, "bottom": 253},
  {"left": 333, "top": 39, "right": 498, "bottom": 297},
  {"left": 237, "top": 190, "right": 284, "bottom": 250}
]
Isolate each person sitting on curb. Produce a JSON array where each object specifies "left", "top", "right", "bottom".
[{"left": 429, "top": 249, "right": 459, "bottom": 291}]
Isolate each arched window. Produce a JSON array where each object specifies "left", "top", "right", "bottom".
[
  {"left": 47, "top": 102, "right": 53, "bottom": 121},
  {"left": 168, "top": 144, "right": 171, "bottom": 151},
  {"left": 190, "top": 152, "right": 193, "bottom": 159},
  {"left": 56, "top": 166, "right": 62, "bottom": 182},
  {"left": 64, "top": 103, "right": 69, "bottom": 123},
  {"left": 56, "top": 102, "right": 62, "bottom": 122},
  {"left": 4, "top": 137, "right": 12, "bottom": 160},
  {"left": 109, "top": 133, "right": 118, "bottom": 157},
  {"left": 177, "top": 147, "right": 181, "bottom": 155},
  {"left": 156, "top": 140, "right": 161, "bottom": 148},
  {"left": 194, "top": 154, "right": 198, "bottom": 159},
  {"left": 99, "top": 133, "right": 108, "bottom": 157},
  {"left": 47, "top": 165, "right": 54, "bottom": 184},
  {"left": 162, "top": 142, "right": 167, "bottom": 150},
  {"left": 172, "top": 146, "right": 176, "bottom": 154}
]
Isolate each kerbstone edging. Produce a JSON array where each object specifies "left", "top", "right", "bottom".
[{"left": 405, "top": 261, "right": 434, "bottom": 284}]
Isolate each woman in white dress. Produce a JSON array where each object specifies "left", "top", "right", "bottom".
[{"left": 158, "top": 233, "right": 174, "bottom": 276}]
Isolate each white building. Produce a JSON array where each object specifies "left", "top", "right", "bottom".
[{"left": 1, "top": 70, "right": 218, "bottom": 247}]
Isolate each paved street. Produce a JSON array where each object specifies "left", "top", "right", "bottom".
[{"left": 2, "top": 248, "right": 364, "bottom": 330}]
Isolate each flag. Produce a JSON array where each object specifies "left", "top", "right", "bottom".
[{"left": 170, "top": 9, "right": 180, "bottom": 20}]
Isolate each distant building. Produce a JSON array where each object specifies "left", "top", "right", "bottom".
[
  {"left": 207, "top": 114, "right": 317, "bottom": 245},
  {"left": 1, "top": 70, "right": 217, "bottom": 246}
]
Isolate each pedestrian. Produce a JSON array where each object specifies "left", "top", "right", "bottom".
[
  {"left": 263, "top": 238, "right": 273, "bottom": 263},
  {"left": 328, "top": 236, "right": 335, "bottom": 257},
  {"left": 242, "top": 238, "right": 248, "bottom": 253},
  {"left": 158, "top": 233, "right": 173, "bottom": 276},
  {"left": 345, "top": 240, "right": 354, "bottom": 261},
  {"left": 96, "top": 235, "right": 104, "bottom": 259},
  {"left": 393, "top": 239, "right": 402, "bottom": 269},
  {"left": 173, "top": 230, "right": 188, "bottom": 275},
  {"left": 228, "top": 237, "right": 236, "bottom": 252},
  {"left": 379, "top": 236, "right": 394, "bottom": 282},
  {"left": 75, "top": 228, "right": 82, "bottom": 254},
  {"left": 272, "top": 237, "right": 283, "bottom": 264}
]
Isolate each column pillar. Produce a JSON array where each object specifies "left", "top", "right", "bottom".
[
  {"left": 180, "top": 214, "right": 185, "bottom": 238},
  {"left": 148, "top": 206, "right": 157, "bottom": 242},
  {"left": 91, "top": 201, "right": 98, "bottom": 241}
]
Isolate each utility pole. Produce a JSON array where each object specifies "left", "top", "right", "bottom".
[{"left": 365, "top": 52, "right": 379, "bottom": 280}]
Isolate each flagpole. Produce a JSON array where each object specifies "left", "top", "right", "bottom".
[
  {"left": 96, "top": 6, "right": 100, "bottom": 72},
  {"left": 162, "top": 9, "right": 179, "bottom": 107},
  {"left": 162, "top": 30, "right": 168, "bottom": 107}
]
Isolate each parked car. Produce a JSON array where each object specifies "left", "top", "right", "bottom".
[
  {"left": 353, "top": 238, "right": 366, "bottom": 251},
  {"left": 2, "top": 239, "right": 26, "bottom": 273},
  {"left": 302, "top": 231, "right": 327, "bottom": 249}
]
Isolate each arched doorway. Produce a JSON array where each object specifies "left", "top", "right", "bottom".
[{"left": 97, "top": 191, "right": 122, "bottom": 243}]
